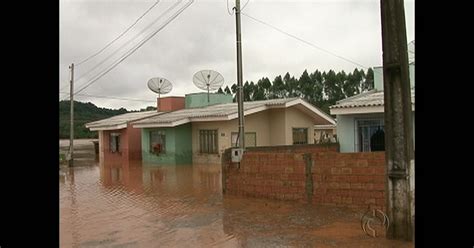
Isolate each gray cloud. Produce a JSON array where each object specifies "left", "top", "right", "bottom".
[{"left": 60, "top": 0, "right": 414, "bottom": 110}]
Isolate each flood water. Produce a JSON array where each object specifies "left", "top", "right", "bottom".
[{"left": 60, "top": 161, "right": 414, "bottom": 248}]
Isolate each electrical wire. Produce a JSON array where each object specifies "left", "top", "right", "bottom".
[
  {"left": 73, "top": 0, "right": 183, "bottom": 85},
  {"left": 59, "top": 92, "right": 155, "bottom": 102},
  {"left": 75, "top": 0, "right": 161, "bottom": 66},
  {"left": 240, "top": 0, "right": 250, "bottom": 11},
  {"left": 226, "top": 0, "right": 234, "bottom": 15},
  {"left": 63, "top": 0, "right": 193, "bottom": 101},
  {"left": 73, "top": 0, "right": 194, "bottom": 97},
  {"left": 241, "top": 12, "right": 370, "bottom": 70},
  {"left": 227, "top": 0, "right": 249, "bottom": 15}
]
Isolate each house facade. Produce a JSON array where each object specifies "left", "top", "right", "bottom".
[
  {"left": 133, "top": 96, "right": 336, "bottom": 165},
  {"left": 330, "top": 63, "right": 415, "bottom": 153},
  {"left": 140, "top": 123, "right": 193, "bottom": 165},
  {"left": 85, "top": 111, "right": 163, "bottom": 162},
  {"left": 88, "top": 93, "right": 336, "bottom": 165},
  {"left": 136, "top": 93, "right": 233, "bottom": 165},
  {"left": 85, "top": 96, "right": 185, "bottom": 163}
]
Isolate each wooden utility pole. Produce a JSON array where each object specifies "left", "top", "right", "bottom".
[
  {"left": 235, "top": 0, "right": 245, "bottom": 149},
  {"left": 69, "top": 63, "right": 75, "bottom": 167},
  {"left": 380, "top": 0, "right": 414, "bottom": 241}
]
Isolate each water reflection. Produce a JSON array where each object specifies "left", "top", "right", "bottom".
[{"left": 60, "top": 162, "right": 413, "bottom": 248}]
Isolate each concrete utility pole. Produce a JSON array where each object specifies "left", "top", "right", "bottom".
[
  {"left": 235, "top": 0, "right": 245, "bottom": 149},
  {"left": 69, "top": 63, "right": 75, "bottom": 167},
  {"left": 380, "top": 0, "right": 414, "bottom": 241}
]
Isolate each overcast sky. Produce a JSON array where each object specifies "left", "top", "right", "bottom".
[{"left": 60, "top": 0, "right": 414, "bottom": 111}]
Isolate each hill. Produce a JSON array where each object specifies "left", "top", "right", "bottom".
[{"left": 59, "top": 101, "right": 131, "bottom": 139}]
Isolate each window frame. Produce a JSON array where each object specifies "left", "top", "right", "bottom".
[
  {"left": 109, "top": 132, "right": 121, "bottom": 153},
  {"left": 354, "top": 118, "right": 385, "bottom": 152},
  {"left": 231, "top": 132, "right": 257, "bottom": 147},
  {"left": 292, "top": 127, "right": 308, "bottom": 145},
  {"left": 149, "top": 130, "right": 166, "bottom": 154},
  {"left": 199, "top": 129, "right": 219, "bottom": 154}
]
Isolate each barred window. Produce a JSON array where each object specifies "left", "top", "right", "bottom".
[
  {"left": 109, "top": 133, "right": 121, "bottom": 153},
  {"left": 199, "top": 130, "right": 218, "bottom": 154},
  {"left": 231, "top": 132, "right": 257, "bottom": 147},
  {"left": 292, "top": 128, "right": 308, "bottom": 145},
  {"left": 150, "top": 130, "right": 166, "bottom": 154},
  {"left": 356, "top": 119, "right": 385, "bottom": 152}
]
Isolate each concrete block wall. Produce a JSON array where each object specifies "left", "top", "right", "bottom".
[
  {"left": 222, "top": 145, "right": 386, "bottom": 211},
  {"left": 311, "top": 152, "right": 386, "bottom": 211}
]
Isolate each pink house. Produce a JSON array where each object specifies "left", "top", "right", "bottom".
[{"left": 85, "top": 97, "right": 185, "bottom": 163}]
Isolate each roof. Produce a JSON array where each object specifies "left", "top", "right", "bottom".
[
  {"left": 133, "top": 98, "right": 336, "bottom": 128},
  {"left": 85, "top": 111, "right": 163, "bottom": 131},
  {"left": 329, "top": 89, "right": 415, "bottom": 115},
  {"left": 314, "top": 124, "right": 337, "bottom": 130}
]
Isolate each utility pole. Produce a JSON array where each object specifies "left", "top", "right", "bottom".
[
  {"left": 69, "top": 63, "right": 75, "bottom": 167},
  {"left": 235, "top": 0, "right": 245, "bottom": 149},
  {"left": 380, "top": 0, "right": 414, "bottom": 241}
]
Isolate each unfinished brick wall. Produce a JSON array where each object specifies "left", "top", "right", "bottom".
[
  {"left": 222, "top": 145, "right": 386, "bottom": 210},
  {"left": 311, "top": 152, "right": 386, "bottom": 211}
]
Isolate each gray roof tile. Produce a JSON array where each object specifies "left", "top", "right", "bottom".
[
  {"left": 85, "top": 111, "right": 163, "bottom": 128},
  {"left": 330, "top": 89, "right": 415, "bottom": 109},
  {"left": 133, "top": 98, "right": 299, "bottom": 125}
]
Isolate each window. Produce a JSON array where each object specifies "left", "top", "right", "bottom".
[
  {"left": 109, "top": 133, "right": 120, "bottom": 153},
  {"left": 356, "top": 119, "right": 385, "bottom": 152},
  {"left": 292, "top": 128, "right": 308, "bottom": 144},
  {"left": 199, "top": 130, "right": 218, "bottom": 154},
  {"left": 231, "top": 132, "right": 257, "bottom": 147},
  {"left": 150, "top": 130, "right": 166, "bottom": 154}
]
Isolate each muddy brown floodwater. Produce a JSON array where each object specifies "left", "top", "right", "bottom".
[{"left": 60, "top": 161, "right": 414, "bottom": 247}]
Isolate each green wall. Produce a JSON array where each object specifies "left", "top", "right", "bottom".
[
  {"left": 141, "top": 123, "right": 192, "bottom": 165},
  {"left": 185, "top": 93, "right": 233, "bottom": 108}
]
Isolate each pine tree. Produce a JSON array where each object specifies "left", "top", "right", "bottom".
[
  {"left": 257, "top": 77, "right": 271, "bottom": 99},
  {"left": 270, "top": 75, "right": 285, "bottom": 99},
  {"left": 224, "top": 86, "right": 232, "bottom": 95},
  {"left": 299, "top": 69, "right": 312, "bottom": 100},
  {"left": 309, "top": 69, "right": 324, "bottom": 105},
  {"left": 243, "top": 81, "right": 251, "bottom": 101},
  {"left": 362, "top": 68, "right": 374, "bottom": 91}
]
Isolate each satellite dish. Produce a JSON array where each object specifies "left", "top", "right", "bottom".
[
  {"left": 147, "top": 77, "right": 173, "bottom": 110},
  {"left": 192, "top": 70, "right": 224, "bottom": 103}
]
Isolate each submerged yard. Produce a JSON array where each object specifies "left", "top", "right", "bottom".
[{"left": 60, "top": 155, "right": 413, "bottom": 247}]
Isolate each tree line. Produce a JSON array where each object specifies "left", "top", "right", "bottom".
[{"left": 217, "top": 68, "right": 374, "bottom": 114}]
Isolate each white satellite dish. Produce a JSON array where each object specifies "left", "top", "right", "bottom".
[
  {"left": 192, "top": 70, "right": 225, "bottom": 103},
  {"left": 147, "top": 77, "right": 173, "bottom": 110}
]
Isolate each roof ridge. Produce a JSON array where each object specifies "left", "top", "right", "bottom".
[
  {"left": 337, "top": 89, "right": 377, "bottom": 103},
  {"left": 85, "top": 111, "right": 164, "bottom": 127}
]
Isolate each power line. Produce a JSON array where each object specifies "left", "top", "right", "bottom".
[
  {"left": 75, "top": 0, "right": 161, "bottom": 67},
  {"left": 227, "top": 0, "right": 249, "bottom": 15},
  {"left": 241, "top": 0, "right": 250, "bottom": 11},
  {"left": 70, "top": 0, "right": 187, "bottom": 96},
  {"left": 73, "top": 0, "right": 194, "bottom": 97},
  {"left": 59, "top": 92, "right": 156, "bottom": 103},
  {"left": 241, "top": 12, "right": 370, "bottom": 70},
  {"left": 226, "top": 0, "right": 234, "bottom": 15},
  {"left": 63, "top": 0, "right": 193, "bottom": 101},
  {"left": 73, "top": 0, "right": 183, "bottom": 85}
]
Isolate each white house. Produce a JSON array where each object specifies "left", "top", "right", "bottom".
[{"left": 330, "top": 62, "right": 415, "bottom": 152}]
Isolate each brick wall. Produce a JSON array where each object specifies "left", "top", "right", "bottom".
[
  {"left": 222, "top": 145, "right": 386, "bottom": 210},
  {"left": 158, "top": 97, "right": 185, "bottom": 112},
  {"left": 311, "top": 152, "right": 386, "bottom": 211}
]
